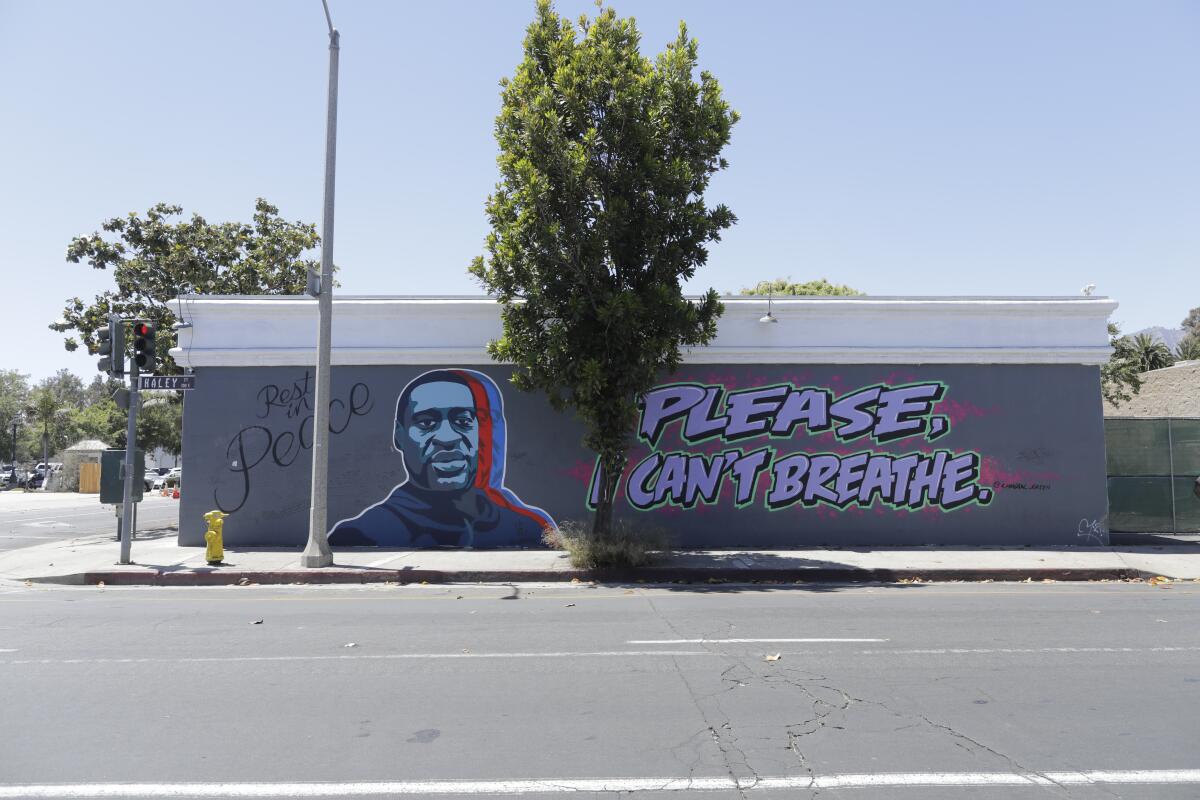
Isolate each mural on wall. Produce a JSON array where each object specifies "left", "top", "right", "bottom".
[
  {"left": 328, "top": 369, "right": 556, "bottom": 547},
  {"left": 588, "top": 380, "right": 995, "bottom": 513},
  {"left": 182, "top": 363, "right": 1106, "bottom": 547}
]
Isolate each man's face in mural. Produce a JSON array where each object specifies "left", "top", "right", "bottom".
[{"left": 398, "top": 381, "right": 480, "bottom": 492}]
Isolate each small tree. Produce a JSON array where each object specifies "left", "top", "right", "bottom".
[
  {"left": 470, "top": 1, "right": 738, "bottom": 537},
  {"left": 742, "top": 278, "right": 862, "bottom": 297},
  {"left": 52, "top": 199, "right": 319, "bottom": 374}
]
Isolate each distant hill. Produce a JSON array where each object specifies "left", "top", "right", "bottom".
[{"left": 1131, "top": 326, "right": 1186, "bottom": 350}]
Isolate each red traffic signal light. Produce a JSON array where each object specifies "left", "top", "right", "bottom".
[{"left": 132, "top": 320, "right": 156, "bottom": 373}]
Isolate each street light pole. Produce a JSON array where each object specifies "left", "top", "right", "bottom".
[{"left": 301, "top": 0, "right": 339, "bottom": 568}]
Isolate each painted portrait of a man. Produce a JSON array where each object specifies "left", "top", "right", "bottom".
[{"left": 328, "top": 369, "right": 555, "bottom": 548}]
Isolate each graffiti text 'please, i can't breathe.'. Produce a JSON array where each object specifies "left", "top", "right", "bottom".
[{"left": 590, "top": 381, "right": 995, "bottom": 512}]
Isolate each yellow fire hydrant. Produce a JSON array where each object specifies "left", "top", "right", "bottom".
[{"left": 204, "top": 510, "right": 227, "bottom": 566}]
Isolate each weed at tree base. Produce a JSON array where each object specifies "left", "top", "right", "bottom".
[{"left": 543, "top": 519, "right": 672, "bottom": 569}]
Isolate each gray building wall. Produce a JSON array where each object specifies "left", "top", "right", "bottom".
[{"left": 179, "top": 363, "right": 1108, "bottom": 547}]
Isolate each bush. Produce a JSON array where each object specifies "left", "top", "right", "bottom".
[{"left": 543, "top": 519, "right": 672, "bottom": 569}]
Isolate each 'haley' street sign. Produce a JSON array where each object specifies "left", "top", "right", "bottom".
[{"left": 138, "top": 375, "right": 196, "bottom": 391}]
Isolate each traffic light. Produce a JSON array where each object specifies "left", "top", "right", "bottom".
[
  {"left": 97, "top": 317, "right": 124, "bottom": 377},
  {"left": 132, "top": 321, "right": 156, "bottom": 374}
]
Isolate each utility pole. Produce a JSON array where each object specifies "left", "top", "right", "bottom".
[
  {"left": 118, "top": 367, "right": 139, "bottom": 565},
  {"left": 302, "top": 0, "right": 339, "bottom": 568}
]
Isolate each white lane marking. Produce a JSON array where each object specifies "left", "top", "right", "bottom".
[
  {"left": 629, "top": 638, "right": 888, "bottom": 644},
  {"left": 862, "top": 646, "right": 1200, "bottom": 655},
  {"left": 0, "top": 649, "right": 16, "bottom": 653},
  {"left": 21, "top": 522, "right": 73, "bottom": 529},
  {"left": 4, "top": 510, "right": 178, "bottom": 528},
  {"left": 13, "top": 511, "right": 147, "bottom": 524},
  {"left": 3, "top": 645, "right": 1199, "bottom": 667},
  {"left": 0, "top": 770, "right": 1198, "bottom": 796},
  {"left": 0, "top": 650, "right": 713, "bottom": 666}
]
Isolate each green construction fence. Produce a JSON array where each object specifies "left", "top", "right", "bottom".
[{"left": 1105, "top": 417, "right": 1200, "bottom": 532}]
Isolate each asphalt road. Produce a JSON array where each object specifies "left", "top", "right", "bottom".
[
  {"left": 0, "top": 492, "right": 179, "bottom": 552},
  {"left": 0, "top": 581, "right": 1197, "bottom": 798}
]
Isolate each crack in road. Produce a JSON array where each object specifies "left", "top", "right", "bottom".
[
  {"left": 915, "top": 712, "right": 1074, "bottom": 797},
  {"left": 633, "top": 595, "right": 1117, "bottom": 797},
  {"left": 645, "top": 596, "right": 761, "bottom": 797},
  {"left": 716, "top": 658, "right": 1079, "bottom": 799}
]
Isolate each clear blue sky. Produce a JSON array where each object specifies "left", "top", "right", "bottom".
[{"left": 2, "top": 0, "right": 1197, "bottom": 382}]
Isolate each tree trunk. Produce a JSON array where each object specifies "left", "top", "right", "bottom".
[{"left": 591, "top": 451, "right": 626, "bottom": 539}]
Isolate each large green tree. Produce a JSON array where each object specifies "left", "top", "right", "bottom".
[
  {"left": 741, "top": 278, "right": 862, "bottom": 296},
  {"left": 51, "top": 199, "right": 320, "bottom": 374},
  {"left": 470, "top": 1, "right": 738, "bottom": 537},
  {"left": 134, "top": 395, "right": 183, "bottom": 456}
]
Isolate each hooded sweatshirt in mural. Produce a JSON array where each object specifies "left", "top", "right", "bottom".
[{"left": 327, "top": 369, "right": 554, "bottom": 548}]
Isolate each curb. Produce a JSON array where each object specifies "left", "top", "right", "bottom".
[{"left": 24, "top": 565, "right": 1149, "bottom": 587}]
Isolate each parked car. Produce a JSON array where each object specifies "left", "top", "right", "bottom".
[
  {"left": 142, "top": 466, "right": 172, "bottom": 492},
  {"left": 3, "top": 467, "right": 29, "bottom": 488},
  {"left": 152, "top": 468, "right": 181, "bottom": 491}
]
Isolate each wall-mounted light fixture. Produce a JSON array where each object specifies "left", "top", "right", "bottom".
[{"left": 759, "top": 291, "right": 778, "bottom": 324}]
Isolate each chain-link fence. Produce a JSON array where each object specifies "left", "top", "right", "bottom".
[{"left": 1105, "top": 418, "right": 1200, "bottom": 532}]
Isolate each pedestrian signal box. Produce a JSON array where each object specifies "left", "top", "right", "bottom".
[{"left": 100, "top": 449, "right": 145, "bottom": 504}]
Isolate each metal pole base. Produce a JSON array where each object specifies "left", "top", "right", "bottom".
[{"left": 300, "top": 541, "right": 333, "bottom": 568}]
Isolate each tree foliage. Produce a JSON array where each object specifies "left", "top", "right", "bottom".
[
  {"left": 741, "top": 278, "right": 862, "bottom": 297},
  {"left": 1129, "top": 332, "right": 1174, "bottom": 373},
  {"left": 25, "top": 383, "right": 74, "bottom": 463},
  {"left": 51, "top": 199, "right": 319, "bottom": 374},
  {"left": 0, "top": 370, "right": 181, "bottom": 463},
  {"left": 1101, "top": 324, "right": 1143, "bottom": 407},
  {"left": 0, "top": 370, "right": 30, "bottom": 461},
  {"left": 1181, "top": 305, "right": 1200, "bottom": 337},
  {"left": 1175, "top": 334, "right": 1200, "bottom": 362},
  {"left": 470, "top": 0, "right": 738, "bottom": 536}
]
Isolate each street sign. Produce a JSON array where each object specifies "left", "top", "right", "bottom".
[{"left": 138, "top": 375, "right": 196, "bottom": 391}]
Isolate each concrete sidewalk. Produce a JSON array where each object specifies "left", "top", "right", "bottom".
[{"left": 2, "top": 526, "right": 1199, "bottom": 586}]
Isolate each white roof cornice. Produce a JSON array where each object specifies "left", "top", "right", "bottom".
[{"left": 169, "top": 295, "right": 1118, "bottom": 368}]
